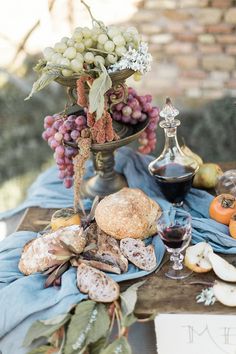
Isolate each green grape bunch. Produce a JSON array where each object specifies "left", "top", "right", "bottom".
[{"left": 43, "top": 24, "right": 141, "bottom": 78}]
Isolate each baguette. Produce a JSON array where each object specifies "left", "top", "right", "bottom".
[
  {"left": 120, "top": 238, "right": 157, "bottom": 271},
  {"left": 77, "top": 263, "right": 120, "bottom": 302}
]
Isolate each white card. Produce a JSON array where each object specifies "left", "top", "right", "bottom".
[{"left": 155, "top": 314, "right": 236, "bottom": 354}]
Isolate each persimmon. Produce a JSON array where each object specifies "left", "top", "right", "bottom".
[
  {"left": 50, "top": 208, "right": 81, "bottom": 231},
  {"left": 209, "top": 194, "right": 236, "bottom": 225},
  {"left": 229, "top": 213, "right": 236, "bottom": 239}
]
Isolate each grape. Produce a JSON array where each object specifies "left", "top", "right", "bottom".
[
  {"left": 61, "top": 37, "right": 69, "bottom": 43},
  {"left": 122, "top": 106, "right": 132, "bottom": 117},
  {"left": 64, "top": 178, "right": 73, "bottom": 188},
  {"left": 54, "top": 132, "right": 63, "bottom": 142},
  {"left": 82, "top": 27, "right": 92, "bottom": 38},
  {"left": 71, "top": 59, "right": 83, "bottom": 72},
  {"left": 44, "top": 115, "right": 54, "bottom": 127},
  {"left": 98, "top": 33, "right": 108, "bottom": 45},
  {"left": 73, "top": 31, "right": 83, "bottom": 42},
  {"left": 84, "top": 38, "right": 93, "bottom": 48},
  {"left": 60, "top": 58, "right": 70, "bottom": 67},
  {"left": 113, "top": 35, "right": 125, "bottom": 46},
  {"left": 107, "top": 53, "right": 117, "bottom": 64},
  {"left": 75, "top": 42, "right": 85, "bottom": 53},
  {"left": 108, "top": 87, "right": 159, "bottom": 154},
  {"left": 107, "top": 26, "right": 120, "bottom": 39},
  {"left": 51, "top": 53, "right": 62, "bottom": 64},
  {"left": 62, "top": 69, "right": 73, "bottom": 77},
  {"left": 84, "top": 52, "right": 94, "bottom": 64},
  {"left": 54, "top": 42, "right": 67, "bottom": 53},
  {"left": 104, "top": 40, "right": 115, "bottom": 53},
  {"left": 67, "top": 39, "right": 75, "bottom": 47},
  {"left": 63, "top": 47, "right": 77, "bottom": 59},
  {"left": 42, "top": 112, "right": 87, "bottom": 188},
  {"left": 115, "top": 46, "right": 127, "bottom": 57},
  {"left": 43, "top": 47, "right": 54, "bottom": 61},
  {"left": 94, "top": 55, "right": 105, "bottom": 67}
]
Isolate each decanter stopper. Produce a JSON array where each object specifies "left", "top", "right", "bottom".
[{"left": 159, "top": 97, "right": 180, "bottom": 129}]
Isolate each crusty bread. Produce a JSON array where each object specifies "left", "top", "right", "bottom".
[
  {"left": 120, "top": 238, "right": 157, "bottom": 271},
  {"left": 77, "top": 263, "right": 120, "bottom": 302},
  {"left": 19, "top": 225, "right": 86, "bottom": 275},
  {"left": 95, "top": 188, "right": 161, "bottom": 240}
]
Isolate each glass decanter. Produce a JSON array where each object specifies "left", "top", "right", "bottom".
[{"left": 148, "top": 98, "right": 199, "bottom": 206}]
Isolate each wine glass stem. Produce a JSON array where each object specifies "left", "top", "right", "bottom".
[{"left": 170, "top": 252, "right": 184, "bottom": 271}]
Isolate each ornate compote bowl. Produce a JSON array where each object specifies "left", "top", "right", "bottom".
[{"left": 56, "top": 69, "right": 149, "bottom": 199}]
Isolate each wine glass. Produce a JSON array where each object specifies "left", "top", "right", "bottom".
[{"left": 157, "top": 209, "right": 192, "bottom": 280}]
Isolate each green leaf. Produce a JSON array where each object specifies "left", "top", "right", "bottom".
[
  {"left": 88, "top": 64, "right": 112, "bottom": 120},
  {"left": 27, "top": 345, "right": 57, "bottom": 354},
  {"left": 100, "top": 337, "right": 132, "bottom": 354},
  {"left": 64, "top": 301, "right": 110, "bottom": 354},
  {"left": 122, "top": 313, "right": 138, "bottom": 327},
  {"left": 23, "top": 313, "right": 71, "bottom": 347},
  {"left": 25, "top": 68, "right": 61, "bottom": 100},
  {"left": 89, "top": 337, "right": 106, "bottom": 354},
  {"left": 120, "top": 281, "right": 145, "bottom": 318}
]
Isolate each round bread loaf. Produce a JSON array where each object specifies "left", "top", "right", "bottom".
[{"left": 95, "top": 188, "right": 162, "bottom": 239}]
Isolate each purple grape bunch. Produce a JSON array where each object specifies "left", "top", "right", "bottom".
[
  {"left": 111, "top": 87, "right": 159, "bottom": 154},
  {"left": 42, "top": 113, "right": 87, "bottom": 188}
]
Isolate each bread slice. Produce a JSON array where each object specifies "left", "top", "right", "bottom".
[
  {"left": 77, "top": 263, "right": 120, "bottom": 302},
  {"left": 120, "top": 238, "right": 157, "bottom": 271},
  {"left": 95, "top": 188, "right": 161, "bottom": 240},
  {"left": 19, "top": 225, "right": 86, "bottom": 275}
]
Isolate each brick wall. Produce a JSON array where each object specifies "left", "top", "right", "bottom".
[{"left": 129, "top": 0, "right": 236, "bottom": 104}]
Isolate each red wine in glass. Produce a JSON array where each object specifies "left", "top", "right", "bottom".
[
  {"left": 160, "top": 225, "right": 189, "bottom": 250},
  {"left": 152, "top": 163, "right": 196, "bottom": 204}
]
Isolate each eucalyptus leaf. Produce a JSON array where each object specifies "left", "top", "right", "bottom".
[
  {"left": 25, "top": 68, "right": 61, "bottom": 100},
  {"left": 88, "top": 64, "right": 112, "bottom": 120},
  {"left": 27, "top": 345, "right": 57, "bottom": 354},
  {"left": 64, "top": 301, "right": 110, "bottom": 354},
  {"left": 100, "top": 336, "right": 132, "bottom": 354},
  {"left": 23, "top": 313, "right": 71, "bottom": 347},
  {"left": 120, "top": 281, "right": 145, "bottom": 318},
  {"left": 122, "top": 313, "right": 138, "bottom": 328},
  {"left": 89, "top": 337, "right": 106, "bottom": 354}
]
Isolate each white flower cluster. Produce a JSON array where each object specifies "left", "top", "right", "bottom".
[
  {"left": 108, "top": 42, "right": 152, "bottom": 74},
  {"left": 196, "top": 287, "right": 216, "bottom": 306}
]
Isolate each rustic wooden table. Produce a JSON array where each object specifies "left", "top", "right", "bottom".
[{"left": 16, "top": 161, "right": 236, "bottom": 317}]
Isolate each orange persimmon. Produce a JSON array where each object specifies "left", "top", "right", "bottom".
[
  {"left": 209, "top": 194, "right": 236, "bottom": 225},
  {"left": 50, "top": 208, "right": 81, "bottom": 231},
  {"left": 229, "top": 213, "right": 236, "bottom": 239}
]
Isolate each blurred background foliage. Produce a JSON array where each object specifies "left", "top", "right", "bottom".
[{"left": 0, "top": 0, "right": 235, "bottom": 212}]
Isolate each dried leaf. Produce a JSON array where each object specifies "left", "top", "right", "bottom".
[
  {"left": 25, "top": 68, "right": 61, "bottom": 100},
  {"left": 23, "top": 313, "right": 71, "bottom": 347},
  {"left": 88, "top": 64, "right": 112, "bottom": 120},
  {"left": 64, "top": 301, "right": 110, "bottom": 354},
  {"left": 100, "top": 336, "right": 132, "bottom": 354},
  {"left": 45, "top": 261, "right": 70, "bottom": 288}
]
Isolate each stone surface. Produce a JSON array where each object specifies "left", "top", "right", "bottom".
[
  {"left": 180, "top": 0, "right": 209, "bottom": 7},
  {"left": 198, "top": 34, "right": 215, "bottom": 44},
  {"left": 196, "top": 9, "right": 222, "bottom": 25},
  {"left": 198, "top": 44, "right": 222, "bottom": 53},
  {"left": 216, "top": 34, "right": 236, "bottom": 44},
  {"left": 225, "top": 8, "right": 236, "bottom": 24},
  {"left": 146, "top": 0, "right": 177, "bottom": 9},
  {"left": 212, "top": 0, "right": 232, "bottom": 8},
  {"left": 207, "top": 24, "right": 232, "bottom": 33},
  {"left": 175, "top": 55, "right": 198, "bottom": 69},
  {"left": 227, "top": 45, "right": 236, "bottom": 55},
  {"left": 202, "top": 55, "right": 235, "bottom": 70},
  {"left": 150, "top": 33, "right": 173, "bottom": 44},
  {"left": 165, "top": 42, "right": 193, "bottom": 54}
]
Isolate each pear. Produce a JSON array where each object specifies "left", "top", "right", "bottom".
[
  {"left": 213, "top": 281, "right": 236, "bottom": 307},
  {"left": 208, "top": 252, "right": 236, "bottom": 282},
  {"left": 193, "top": 163, "right": 223, "bottom": 189},
  {"left": 184, "top": 242, "right": 213, "bottom": 273},
  {"left": 181, "top": 145, "right": 203, "bottom": 166}
]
